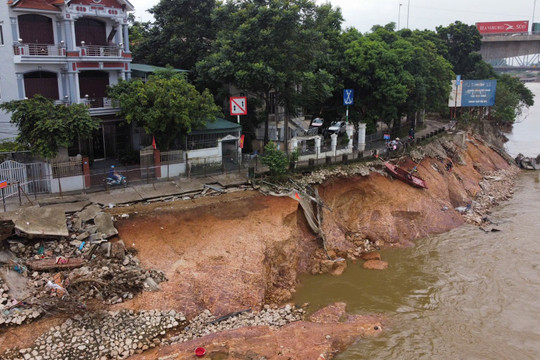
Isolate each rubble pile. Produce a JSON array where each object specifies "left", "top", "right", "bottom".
[
  {"left": 294, "top": 163, "right": 373, "bottom": 186},
  {"left": 165, "top": 304, "right": 305, "bottom": 345},
  {"left": 0, "top": 206, "right": 167, "bottom": 328},
  {"left": 460, "top": 167, "right": 519, "bottom": 225},
  {"left": 2, "top": 309, "right": 186, "bottom": 360},
  {"left": 0, "top": 275, "right": 43, "bottom": 326}
]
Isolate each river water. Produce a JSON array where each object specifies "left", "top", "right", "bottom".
[{"left": 293, "top": 83, "right": 540, "bottom": 359}]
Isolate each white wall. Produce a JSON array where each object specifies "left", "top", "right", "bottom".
[
  {"left": 159, "top": 163, "right": 186, "bottom": 179},
  {"left": 50, "top": 175, "right": 84, "bottom": 193},
  {"left": 187, "top": 146, "right": 221, "bottom": 164},
  {"left": 0, "top": 5, "right": 20, "bottom": 140}
]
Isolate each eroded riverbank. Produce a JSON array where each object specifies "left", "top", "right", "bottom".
[{"left": 0, "top": 131, "right": 518, "bottom": 359}]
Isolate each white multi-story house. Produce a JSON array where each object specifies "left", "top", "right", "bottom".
[{"left": 0, "top": 0, "right": 134, "bottom": 160}]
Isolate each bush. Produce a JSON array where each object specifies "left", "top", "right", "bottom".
[{"left": 261, "top": 141, "right": 288, "bottom": 178}]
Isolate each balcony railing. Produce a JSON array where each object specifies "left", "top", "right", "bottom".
[
  {"left": 13, "top": 43, "right": 65, "bottom": 56},
  {"left": 80, "top": 45, "right": 122, "bottom": 57},
  {"left": 81, "top": 97, "right": 118, "bottom": 109},
  {"left": 13, "top": 43, "right": 123, "bottom": 58}
]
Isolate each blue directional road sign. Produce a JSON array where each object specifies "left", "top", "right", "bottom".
[{"left": 343, "top": 89, "right": 354, "bottom": 105}]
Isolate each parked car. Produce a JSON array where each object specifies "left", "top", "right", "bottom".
[
  {"left": 307, "top": 117, "right": 324, "bottom": 135},
  {"left": 327, "top": 121, "right": 347, "bottom": 135},
  {"left": 310, "top": 117, "right": 324, "bottom": 128}
]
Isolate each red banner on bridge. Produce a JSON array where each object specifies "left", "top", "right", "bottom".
[{"left": 476, "top": 21, "right": 529, "bottom": 35}]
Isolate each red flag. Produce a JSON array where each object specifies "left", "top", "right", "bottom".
[
  {"left": 239, "top": 134, "right": 245, "bottom": 149},
  {"left": 152, "top": 136, "right": 156, "bottom": 150}
]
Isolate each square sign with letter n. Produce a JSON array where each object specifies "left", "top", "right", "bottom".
[{"left": 230, "top": 97, "right": 247, "bottom": 116}]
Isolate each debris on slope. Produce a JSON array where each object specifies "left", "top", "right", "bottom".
[{"left": 0, "top": 204, "right": 167, "bottom": 329}]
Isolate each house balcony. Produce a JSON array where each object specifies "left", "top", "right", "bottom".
[
  {"left": 79, "top": 44, "right": 123, "bottom": 58},
  {"left": 13, "top": 43, "right": 127, "bottom": 64},
  {"left": 80, "top": 97, "right": 120, "bottom": 116},
  {"left": 13, "top": 43, "right": 66, "bottom": 64}
]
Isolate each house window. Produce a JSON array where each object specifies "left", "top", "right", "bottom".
[
  {"left": 24, "top": 71, "right": 59, "bottom": 100},
  {"left": 269, "top": 92, "right": 276, "bottom": 114}
]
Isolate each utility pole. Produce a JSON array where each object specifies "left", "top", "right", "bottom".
[
  {"left": 407, "top": 0, "right": 410, "bottom": 29},
  {"left": 533, "top": 0, "right": 537, "bottom": 33},
  {"left": 398, "top": 3, "right": 402, "bottom": 30}
]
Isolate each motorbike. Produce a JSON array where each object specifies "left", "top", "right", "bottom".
[{"left": 103, "top": 174, "right": 128, "bottom": 188}]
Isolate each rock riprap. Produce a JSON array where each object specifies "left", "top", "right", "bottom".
[{"left": 2, "top": 309, "right": 186, "bottom": 360}]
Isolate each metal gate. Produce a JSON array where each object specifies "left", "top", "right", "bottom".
[{"left": 0, "top": 160, "right": 50, "bottom": 198}]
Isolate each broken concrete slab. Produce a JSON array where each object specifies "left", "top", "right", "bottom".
[
  {"left": 13, "top": 206, "right": 68, "bottom": 237},
  {"left": 37, "top": 195, "right": 89, "bottom": 207},
  {"left": 203, "top": 183, "right": 225, "bottom": 193},
  {"left": 174, "top": 178, "right": 205, "bottom": 193},
  {"left": 45, "top": 200, "right": 92, "bottom": 214},
  {"left": 88, "top": 187, "right": 142, "bottom": 206},
  {"left": 135, "top": 182, "right": 181, "bottom": 200},
  {"left": 78, "top": 204, "right": 102, "bottom": 223},
  {"left": 208, "top": 173, "right": 249, "bottom": 187},
  {"left": 1, "top": 269, "right": 32, "bottom": 300},
  {"left": 94, "top": 212, "right": 118, "bottom": 238},
  {"left": 0, "top": 250, "right": 17, "bottom": 265}
]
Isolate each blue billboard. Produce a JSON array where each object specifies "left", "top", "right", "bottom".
[{"left": 461, "top": 80, "right": 497, "bottom": 107}]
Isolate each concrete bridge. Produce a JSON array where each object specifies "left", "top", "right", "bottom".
[{"left": 480, "top": 34, "right": 540, "bottom": 61}]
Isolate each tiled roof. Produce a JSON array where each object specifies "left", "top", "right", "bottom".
[{"left": 10, "top": 0, "right": 61, "bottom": 11}]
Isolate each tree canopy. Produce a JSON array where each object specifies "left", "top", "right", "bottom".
[
  {"left": 0, "top": 96, "right": 99, "bottom": 159},
  {"left": 128, "top": 3, "right": 533, "bottom": 139},
  {"left": 196, "top": 0, "right": 341, "bottom": 143},
  {"left": 107, "top": 71, "right": 221, "bottom": 150},
  {"left": 131, "top": 0, "right": 218, "bottom": 73}
]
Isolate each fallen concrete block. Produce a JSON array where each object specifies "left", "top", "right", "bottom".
[
  {"left": 94, "top": 213, "right": 118, "bottom": 238},
  {"left": 13, "top": 206, "right": 68, "bottom": 238}
]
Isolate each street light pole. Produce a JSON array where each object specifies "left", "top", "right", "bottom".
[
  {"left": 398, "top": 3, "right": 402, "bottom": 30},
  {"left": 533, "top": 0, "right": 537, "bottom": 33},
  {"left": 407, "top": 0, "right": 410, "bottom": 29}
]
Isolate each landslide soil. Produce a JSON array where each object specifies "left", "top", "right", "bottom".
[
  {"left": 0, "top": 134, "right": 514, "bottom": 356},
  {"left": 111, "top": 135, "right": 512, "bottom": 319},
  {"left": 112, "top": 191, "right": 318, "bottom": 317}
]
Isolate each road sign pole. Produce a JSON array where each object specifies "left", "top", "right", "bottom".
[
  {"left": 237, "top": 115, "right": 240, "bottom": 124},
  {"left": 346, "top": 105, "right": 349, "bottom": 124},
  {"left": 2, "top": 188, "right": 5, "bottom": 212}
]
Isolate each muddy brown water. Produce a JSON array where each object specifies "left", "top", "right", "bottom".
[
  {"left": 295, "top": 172, "right": 540, "bottom": 359},
  {"left": 294, "top": 84, "right": 540, "bottom": 359}
]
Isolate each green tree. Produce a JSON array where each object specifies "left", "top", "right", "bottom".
[
  {"left": 436, "top": 21, "right": 486, "bottom": 79},
  {"left": 0, "top": 95, "right": 99, "bottom": 159},
  {"left": 197, "top": 0, "right": 340, "bottom": 145},
  {"left": 344, "top": 30, "right": 413, "bottom": 130},
  {"left": 492, "top": 74, "right": 534, "bottom": 123},
  {"left": 131, "top": 0, "right": 218, "bottom": 73},
  {"left": 107, "top": 73, "right": 221, "bottom": 150}
]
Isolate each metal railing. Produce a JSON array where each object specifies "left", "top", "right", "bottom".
[
  {"left": 160, "top": 150, "right": 184, "bottom": 164},
  {"left": 81, "top": 97, "right": 116, "bottom": 109},
  {"left": 51, "top": 159, "right": 83, "bottom": 178},
  {"left": 81, "top": 45, "right": 122, "bottom": 57},
  {"left": 13, "top": 43, "right": 64, "bottom": 56}
]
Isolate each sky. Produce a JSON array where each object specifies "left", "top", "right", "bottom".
[{"left": 128, "top": 0, "right": 538, "bottom": 33}]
